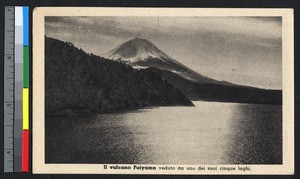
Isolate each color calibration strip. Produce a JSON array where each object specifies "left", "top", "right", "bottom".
[
  {"left": 4, "top": 6, "right": 29, "bottom": 172},
  {"left": 22, "top": 6, "right": 29, "bottom": 172}
]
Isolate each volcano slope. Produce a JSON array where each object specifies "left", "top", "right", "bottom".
[{"left": 104, "top": 38, "right": 282, "bottom": 105}]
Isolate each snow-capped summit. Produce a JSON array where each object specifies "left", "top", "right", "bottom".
[
  {"left": 104, "top": 37, "right": 175, "bottom": 63},
  {"left": 103, "top": 38, "right": 188, "bottom": 70}
]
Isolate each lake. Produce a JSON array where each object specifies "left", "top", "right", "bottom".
[{"left": 45, "top": 101, "right": 282, "bottom": 164}]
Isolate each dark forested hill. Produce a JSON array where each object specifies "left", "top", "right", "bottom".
[{"left": 45, "top": 37, "right": 193, "bottom": 115}]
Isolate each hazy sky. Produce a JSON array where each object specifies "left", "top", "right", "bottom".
[{"left": 45, "top": 16, "right": 282, "bottom": 89}]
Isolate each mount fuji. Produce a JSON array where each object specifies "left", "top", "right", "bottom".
[
  {"left": 103, "top": 38, "right": 281, "bottom": 104},
  {"left": 104, "top": 37, "right": 232, "bottom": 85}
]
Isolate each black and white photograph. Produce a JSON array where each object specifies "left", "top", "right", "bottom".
[{"left": 32, "top": 7, "right": 294, "bottom": 174}]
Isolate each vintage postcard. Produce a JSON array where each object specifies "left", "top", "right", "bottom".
[{"left": 32, "top": 7, "right": 294, "bottom": 174}]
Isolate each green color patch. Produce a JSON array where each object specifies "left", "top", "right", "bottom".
[{"left": 23, "top": 46, "right": 29, "bottom": 88}]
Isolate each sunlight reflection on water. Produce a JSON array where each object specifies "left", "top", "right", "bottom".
[{"left": 46, "top": 101, "right": 282, "bottom": 164}]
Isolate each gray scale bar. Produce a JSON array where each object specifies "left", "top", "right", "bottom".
[
  {"left": 14, "top": 18, "right": 23, "bottom": 172},
  {"left": 14, "top": 137, "right": 22, "bottom": 171},
  {"left": 14, "top": 82, "right": 23, "bottom": 100},
  {"left": 15, "top": 42, "right": 23, "bottom": 63},
  {"left": 15, "top": 26, "right": 23, "bottom": 45},
  {"left": 14, "top": 81, "right": 23, "bottom": 171}
]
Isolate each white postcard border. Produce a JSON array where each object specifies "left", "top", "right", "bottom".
[{"left": 32, "top": 7, "right": 294, "bottom": 175}]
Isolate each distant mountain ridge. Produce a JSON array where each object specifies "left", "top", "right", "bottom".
[{"left": 148, "top": 67, "right": 282, "bottom": 104}]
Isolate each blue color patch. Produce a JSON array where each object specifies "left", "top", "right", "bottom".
[{"left": 23, "top": 7, "right": 29, "bottom": 46}]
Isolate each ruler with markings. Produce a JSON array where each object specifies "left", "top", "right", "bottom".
[
  {"left": 4, "top": 6, "right": 15, "bottom": 173},
  {"left": 4, "top": 6, "right": 29, "bottom": 173}
]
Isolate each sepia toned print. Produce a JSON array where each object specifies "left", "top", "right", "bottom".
[{"left": 33, "top": 7, "right": 294, "bottom": 174}]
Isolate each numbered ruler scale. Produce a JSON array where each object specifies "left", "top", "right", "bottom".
[{"left": 4, "top": 6, "right": 29, "bottom": 173}]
